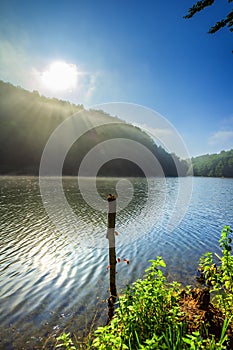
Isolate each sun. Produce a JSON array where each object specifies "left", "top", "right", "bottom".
[{"left": 41, "top": 61, "right": 78, "bottom": 91}]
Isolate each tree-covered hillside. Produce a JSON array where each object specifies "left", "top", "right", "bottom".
[
  {"left": 192, "top": 150, "right": 233, "bottom": 177},
  {"left": 0, "top": 81, "right": 188, "bottom": 177}
]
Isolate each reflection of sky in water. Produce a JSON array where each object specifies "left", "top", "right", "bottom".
[{"left": 1, "top": 176, "right": 233, "bottom": 349}]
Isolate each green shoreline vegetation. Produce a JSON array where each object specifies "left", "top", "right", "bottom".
[
  {"left": 54, "top": 226, "right": 233, "bottom": 350},
  {"left": 0, "top": 80, "right": 187, "bottom": 177},
  {"left": 1, "top": 80, "right": 233, "bottom": 178},
  {"left": 192, "top": 151, "right": 233, "bottom": 178}
]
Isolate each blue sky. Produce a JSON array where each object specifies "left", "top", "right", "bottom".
[{"left": 0, "top": 0, "right": 232, "bottom": 157}]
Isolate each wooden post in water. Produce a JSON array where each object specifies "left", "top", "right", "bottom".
[{"left": 106, "top": 194, "right": 117, "bottom": 323}]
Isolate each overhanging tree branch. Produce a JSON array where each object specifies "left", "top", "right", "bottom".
[
  {"left": 184, "top": 0, "right": 215, "bottom": 19},
  {"left": 184, "top": 0, "right": 233, "bottom": 52},
  {"left": 208, "top": 8, "right": 233, "bottom": 33}
]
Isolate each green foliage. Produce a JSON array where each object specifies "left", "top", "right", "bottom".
[
  {"left": 0, "top": 80, "right": 189, "bottom": 177},
  {"left": 0, "top": 80, "right": 82, "bottom": 175},
  {"left": 92, "top": 256, "right": 230, "bottom": 350},
  {"left": 91, "top": 227, "right": 233, "bottom": 349},
  {"left": 56, "top": 332, "right": 76, "bottom": 350},
  {"left": 54, "top": 227, "right": 233, "bottom": 349},
  {"left": 92, "top": 257, "right": 183, "bottom": 349},
  {"left": 191, "top": 150, "right": 233, "bottom": 177},
  {"left": 184, "top": 0, "right": 233, "bottom": 36},
  {"left": 182, "top": 322, "right": 231, "bottom": 350},
  {"left": 198, "top": 226, "right": 233, "bottom": 316}
]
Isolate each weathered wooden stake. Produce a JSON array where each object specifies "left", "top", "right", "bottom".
[{"left": 106, "top": 194, "right": 117, "bottom": 324}]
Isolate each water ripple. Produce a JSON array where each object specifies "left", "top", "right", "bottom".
[{"left": 0, "top": 176, "right": 232, "bottom": 349}]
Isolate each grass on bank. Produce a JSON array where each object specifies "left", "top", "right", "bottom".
[{"left": 55, "top": 226, "right": 233, "bottom": 350}]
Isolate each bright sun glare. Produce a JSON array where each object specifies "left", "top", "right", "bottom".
[{"left": 41, "top": 61, "right": 78, "bottom": 91}]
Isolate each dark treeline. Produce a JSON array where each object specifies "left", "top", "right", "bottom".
[
  {"left": 0, "top": 80, "right": 189, "bottom": 177},
  {"left": 192, "top": 150, "right": 233, "bottom": 177}
]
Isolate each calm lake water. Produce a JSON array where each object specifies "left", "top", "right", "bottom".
[{"left": 0, "top": 176, "right": 233, "bottom": 349}]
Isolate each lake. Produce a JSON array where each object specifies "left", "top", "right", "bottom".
[{"left": 0, "top": 176, "right": 233, "bottom": 349}]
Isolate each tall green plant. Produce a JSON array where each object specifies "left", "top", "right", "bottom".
[
  {"left": 55, "top": 227, "right": 233, "bottom": 349},
  {"left": 92, "top": 257, "right": 187, "bottom": 349},
  {"left": 198, "top": 225, "right": 233, "bottom": 316}
]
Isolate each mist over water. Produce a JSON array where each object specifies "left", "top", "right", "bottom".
[{"left": 0, "top": 176, "right": 233, "bottom": 349}]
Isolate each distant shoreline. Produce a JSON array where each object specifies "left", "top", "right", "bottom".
[{"left": 0, "top": 174, "right": 233, "bottom": 178}]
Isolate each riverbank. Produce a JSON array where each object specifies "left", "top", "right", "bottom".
[{"left": 54, "top": 226, "right": 233, "bottom": 350}]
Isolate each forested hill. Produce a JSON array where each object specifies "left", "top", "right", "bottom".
[
  {"left": 0, "top": 81, "right": 189, "bottom": 177},
  {"left": 192, "top": 150, "right": 233, "bottom": 177}
]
